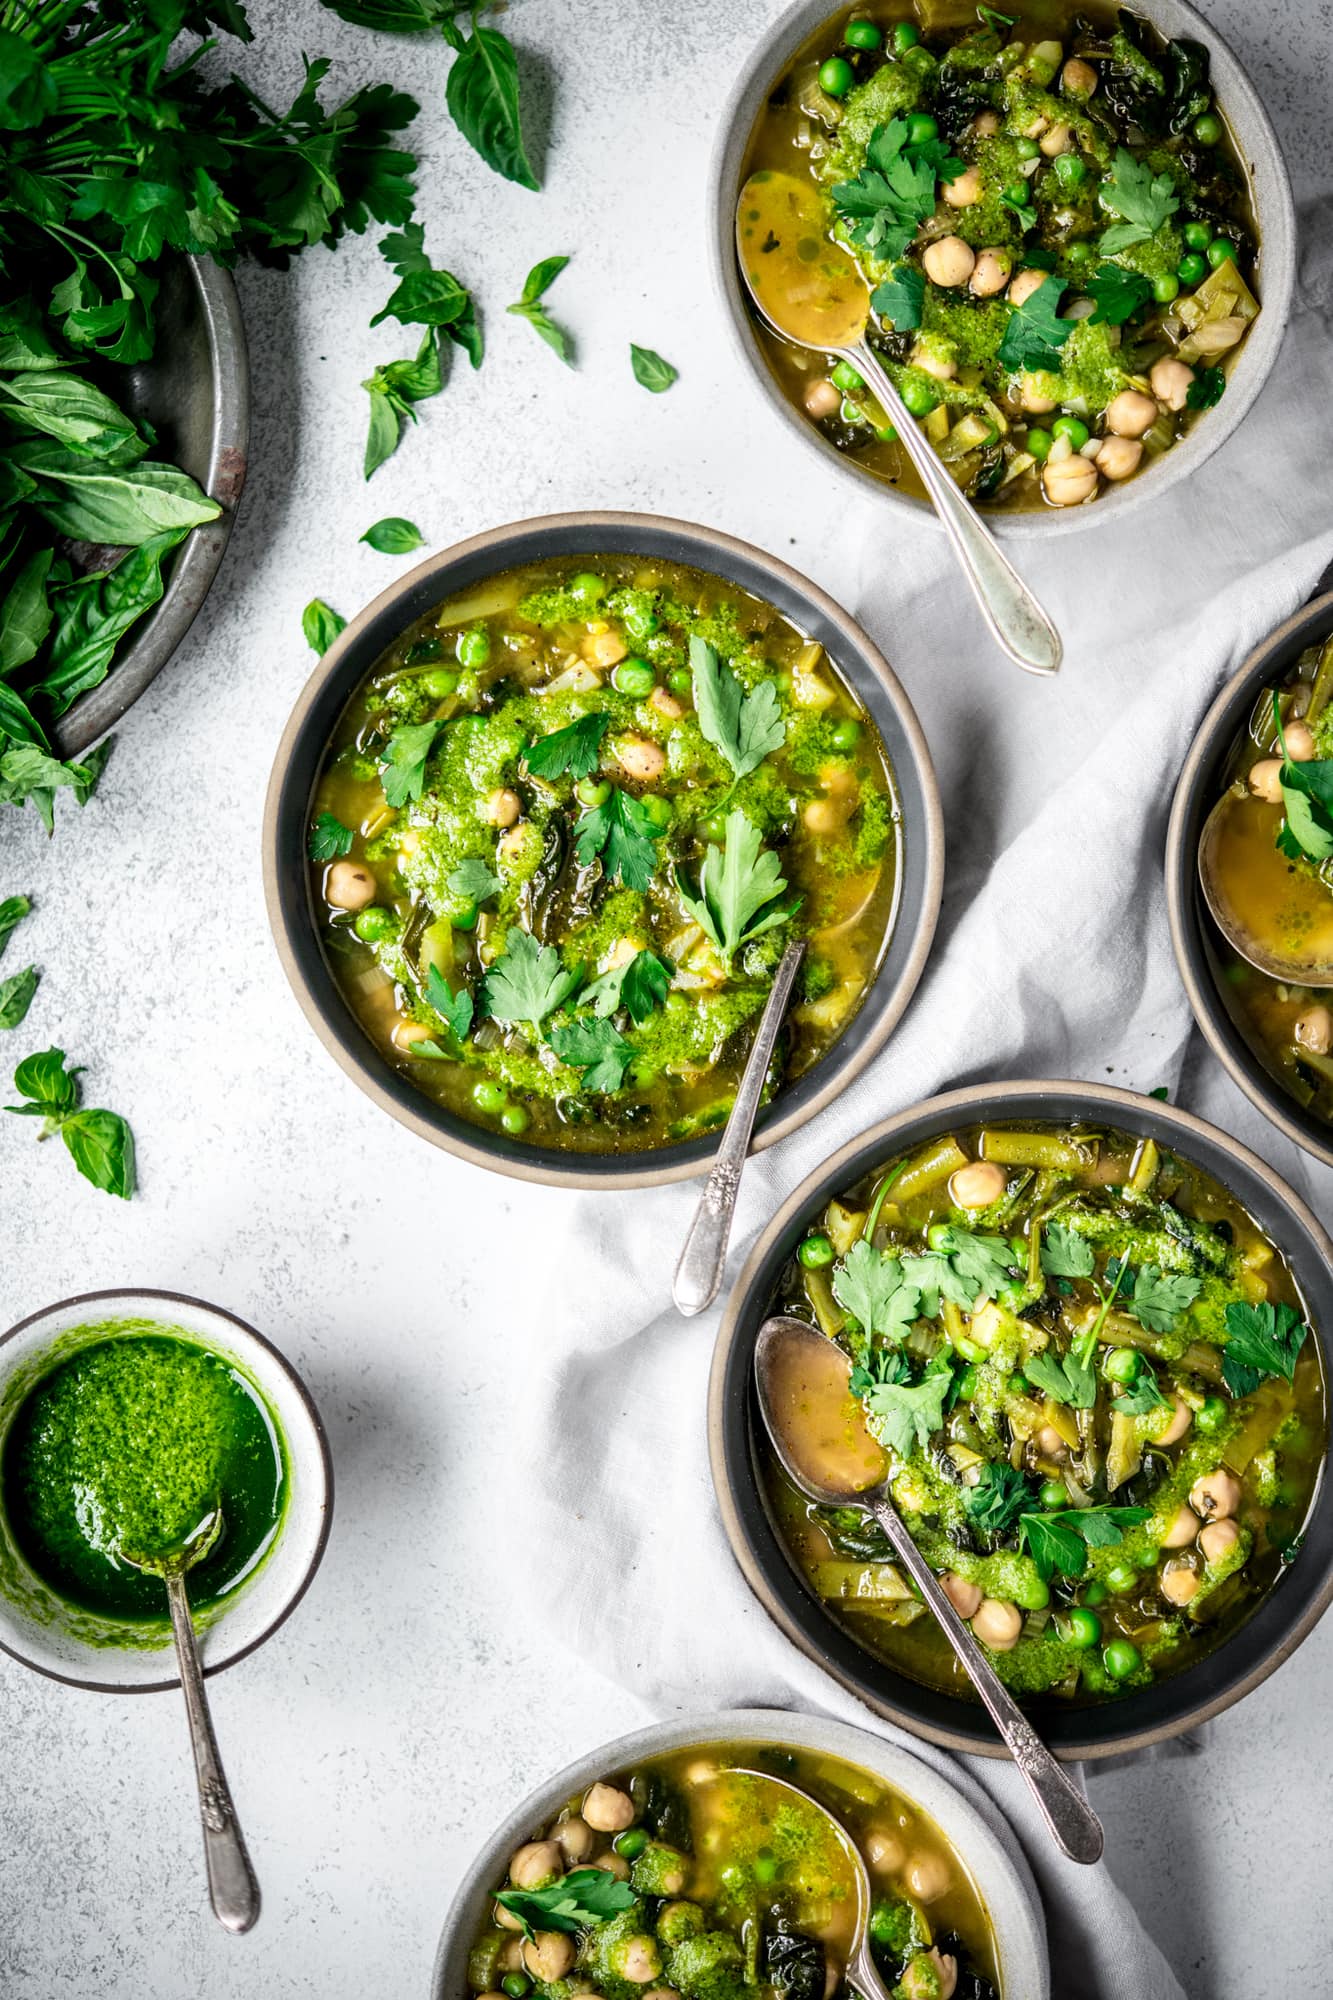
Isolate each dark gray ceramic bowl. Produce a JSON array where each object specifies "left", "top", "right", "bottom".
[
  {"left": 1167, "top": 590, "right": 1333, "bottom": 1170},
  {"left": 53, "top": 254, "right": 249, "bottom": 759},
  {"left": 709, "top": 1079, "right": 1333, "bottom": 1761},
  {"left": 263, "top": 512, "right": 944, "bottom": 1191}
]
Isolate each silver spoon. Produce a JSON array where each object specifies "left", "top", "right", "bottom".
[
  {"left": 1198, "top": 787, "right": 1333, "bottom": 985},
  {"left": 755, "top": 1314, "right": 1104, "bottom": 1864},
  {"left": 674, "top": 940, "right": 805, "bottom": 1317},
  {"left": 122, "top": 1508, "right": 262, "bottom": 1933},
  {"left": 737, "top": 171, "right": 1061, "bottom": 678}
]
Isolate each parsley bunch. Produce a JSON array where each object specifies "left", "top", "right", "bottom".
[{"left": 832, "top": 117, "right": 964, "bottom": 261}]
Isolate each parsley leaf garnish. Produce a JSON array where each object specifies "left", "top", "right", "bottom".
[
  {"left": 690, "top": 636, "right": 785, "bottom": 782},
  {"left": 379, "top": 718, "right": 445, "bottom": 808},
  {"left": 1019, "top": 1504, "right": 1150, "bottom": 1581},
  {"left": 1185, "top": 366, "right": 1226, "bottom": 409},
  {"left": 481, "top": 929, "right": 582, "bottom": 1029},
  {"left": 448, "top": 857, "right": 502, "bottom": 902},
  {"left": 1085, "top": 262, "right": 1156, "bottom": 327},
  {"left": 831, "top": 118, "right": 962, "bottom": 259},
  {"left": 1126, "top": 1266, "right": 1202, "bottom": 1334},
  {"left": 424, "top": 964, "right": 473, "bottom": 1043},
  {"left": 574, "top": 787, "right": 665, "bottom": 891},
  {"left": 930, "top": 1226, "right": 1018, "bottom": 1300},
  {"left": 675, "top": 809, "right": 800, "bottom": 965},
  {"left": 1040, "top": 1220, "right": 1096, "bottom": 1280},
  {"left": 963, "top": 1461, "right": 1038, "bottom": 1539},
  {"left": 863, "top": 1352, "right": 955, "bottom": 1460},
  {"left": 1112, "top": 1370, "right": 1170, "bottom": 1416},
  {"left": 1024, "top": 1347, "right": 1097, "bottom": 1409},
  {"left": 496, "top": 1868, "right": 636, "bottom": 1939},
  {"left": 547, "top": 1016, "right": 636, "bottom": 1094},
  {"left": 832, "top": 1241, "right": 922, "bottom": 1346},
  {"left": 997, "top": 273, "right": 1073, "bottom": 373},
  {"left": 1099, "top": 148, "right": 1179, "bottom": 253},
  {"left": 309, "top": 811, "right": 354, "bottom": 862},
  {"left": 870, "top": 263, "right": 925, "bottom": 332},
  {"left": 848, "top": 1347, "right": 913, "bottom": 1398},
  {"left": 508, "top": 255, "right": 574, "bottom": 365},
  {"left": 525, "top": 711, "right": 609, "bottom": 782},
  {"left": 1221, "top": 1299, "right": 1310, "bottom": 1397},
  {"left": 582, "top": 949, "right": 671, "bottom": 1025}
]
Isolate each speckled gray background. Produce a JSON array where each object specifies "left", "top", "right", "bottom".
[{"left": 1, "top": 2, "right": 1331, "bottom": 1995}]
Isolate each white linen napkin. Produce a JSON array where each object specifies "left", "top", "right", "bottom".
[{"left": 510, "top": 202, "right": 1333, "bottom": 2000}]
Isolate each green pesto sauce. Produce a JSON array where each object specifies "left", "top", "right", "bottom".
[{"left": 2, "top": 1335, "right": 287, "bottom": 1622}]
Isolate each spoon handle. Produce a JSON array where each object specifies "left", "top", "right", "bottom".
[
  {"left": 673, "top": 941, "right": 806, "bottom": 1318},
  {"left": 847, "top": 343, "right": 1062, "bottom": 678},
  {"left": 865, "top": 1493, "right": 1104, "bottom": 1864},
  {"left": 164, "top": 1571, "right": 262, "bottom": 1934}
]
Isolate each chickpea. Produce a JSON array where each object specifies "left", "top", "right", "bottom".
[
  {"left": 905, "top": 1852, "right": 952, "bottom": 1903},
  {"left": 325, "top": 860, "right": 376, "bottom": 911},
  {"left": 942, "top": 166, "right": 983, "bottom": 208},
  {"left": 1043, "top": 454, "right": 1099, "bottom": 506},
  {"left": 648, "top": 686, "right": 684, "bottom": 721},
  {"left": 524, "top": 1934, "right": 576, "bottom": 1983},
  {"left": 1039, "top": 122, "right": 1074, "bottom": 156},
  {"left": 1008, "top": 267, "right": 1050, "bottom": 309},
  {"left": 913, "top": 345, "right": 958, "bottom": 382},
  {"left": 940, "top": 1573, "right": 983, "bottom": 1621},
  {"left": 1061, "top": 56, "right": 1098, "bottom": 95},
  {"left": 922, "top": 235, "right": 976, "bottom": 288},
  {"left": 1295, "top": 1005, "right": 1333, "bottom": 1055},
  {"left": 554, "top": 1815, "right": 595, "bottom": 1863},
  {"left": 497, "top": 822, "right": 530, "bottom": 862},
  {"left": 583, "top": 1783, "right": 636, "bottom": 1833},
  {"left": 969, "top": 247, "right": 1013, "bottom": 298},
  {"left": 1035, "top": 1425, "right": 1068, "bottom": 1460},
  {"left": 1247, "top": 757, "right": 1284, "bottom": 804},
  {"left": 804, "top": 798, "right": 844, "bottom": 836},
  {"left": 393, "top": 1019, "right": 438, "bottom": 1053},
  {"left": 971, "top": 1598, "right": 1023, "bottom": 1651},
  {"left": 1160, "top": 1561, "right": 1200, "bottom": 1607},
  {"left": 588, "top": 1851, "right": 631, "bottom": 1880},
  {"left": 1161, "top": 1504, "right": 1201, "bottom": 1550},
  {"left": 1200, "top": 1517, "right": 1241, "bottom": 1565},
  {"left": 1284, "top": 720, "right": 1317, "bottom": 761},
  {"left": 1019, "top": 372, "right": 1057, "bottom": 414},
  {"left": 582, "top": 629, "right": 627, "bottom": 668},
  {"left": 1095, "top": 436, "right": 1143, "bottom": 482},
  {"left": 972, "top": 110, "right": 1002, "bottom": 137},
  {"left": 484, "top": 787, "right": 521, "bottom": 828},
  {"left": 618, "top": 1939, "right": 662, "bottom": 1984},
  {"left": 1105, "top": 388, "right": 1159, "bottom": 438},
  {"left": 1152, "top": 1395, "right": 1193, "bottom": 1448},
  {"left": 497, "top": 1940, "right": 525, "bottom": 1972},
  {"left": 900, "top": 1952, "right": 958, "bottom": 2000},
  {"left": 616, "top": 736, "right": 666, "bottom": 784},
  {"left": 1150, "top": 357, "right": 1195, "bottom": 411},
  {"left": 948, "top": 1160, "right": 1007, "bottom": 1209},
  {"left": 1190, "top": 1467, "right": 1242, "bottom": 1521},
  {"left": 865, "top": 1827, "right": 907, "bottom": 1873},
  {"left": 510, "top": 1841, "right": 562, "bottom": 1889},
  {"left": 1017, "top": 110, "right": 1050, "bottom": 139},
  {"left": 495, "top": 1902, "right": 525, "bottom": 1933},
  {"left": 804, "top": 377, "right": 841, "bottom": 419}
]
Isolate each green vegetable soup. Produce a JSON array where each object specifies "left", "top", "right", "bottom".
[
  {"left": 2, "top": 1331, "right": 288, "bottom": 1624},
  {"left": 739, "top": 1, "right": 1259, "bottom": 510},
  {"left": 467, "top": 1743, "right": 999, "bottom": 2000},
  {"left": 763, "top": 1122, "right": 1325, "bottom": 1704},
  {"left": 309, "top": 556, "right": 901, "bottom": 1154}
]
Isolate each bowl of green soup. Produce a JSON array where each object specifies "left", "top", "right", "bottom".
[
  {"left": 710, "top": 1081, "right": 1333, "bottom": 1759},
  {"left": 0, "top": 1290, "right": 332, "bottom": 1692},
  {"left": 265, "top": 513, "right": 943, "bottom": 1188},
  {"left": 433, "top": 1711, "right": 1048, "bottom": 2000},
  {"left": 712, "top": 0, "right": 1293, "bottom": 532}
]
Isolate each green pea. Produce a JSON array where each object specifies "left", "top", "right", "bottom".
[
  {"left": 1196, "top": 1394, "right": 1228, "bottom": 1434},
  {"left": 1105, "top": 1561, "right": 1138, "bottom": 1595},
  {"left": 1039, "top": 1479, "right": 1067, "bottom": 1510},
  {"left": 873, "top": 421, "right": 898, "bottom": 443},
  {"left": 614, "top": 1827, "right": 649, "bottom": 1858},
  {"left": 420, "top": 667, "right": 459, "bottom": 699},
  {"left": 569, "top": 571, "right": 607, "bottom": 608},
  {"left": 1103, "top": 1638, "right": 1141, "bottom": 1680},
  {"left": 1054, "top": 153, "right": 1086, "bottom": 188},
  {"left": 1137, "top": 1545, "right": 1160, "bottom": 1571},
  {"left": 799, "top": 1232, "right": 835, "bottom": 1270},
  {"left": 612, "top": 658, "right": 656, "bottom": 697},
  {"left": 844, "top": 17, "right": 882, "bottom": 49},
  {"left": 1183, "top": 220, "right": 1212, "bottom": 251},
  {"left": 955, "top": 1365, "right": 979, "bottom": 1402},
  {"left": 1153, "top": 272, "right": 1180, "bottom": 304},
  {"left": 1006, "top": 1371, "right": 1028, "bottom": 1397},
  {"left": 830, "top": 717, "right": 862, "bottom": 752},
  {"left": 1103, "top": 1347, "right": 1140, "bottom": 1386},
  {"left": 473, "top": 1080, "right": 506, "bottom": 1115},
  {"left": 899, "top": 375, "right": 939, "bottom": 418},
  {"left": 451, "top": 899, "right": 479, "bottom": 932},
  {"left": 576, "top": 777, "right": 610, "bottom": 808},
  {"left": 1177, "top": 252, "right": 1207, "bottom": 286},
  {"left": 819, "top": 54, "right": 855, "bottom": 96},
  {"left": 840, "top": 396, "right": 866, "bottom": 426},
  {"left": 1193, "top": 111, "right": 1222, "bottom": 145},
  {"left": 1025, "top": 427, "right": 1053, "bottom": 462},
  {"left": 668, "top": 668, "right": 692, "bottom": 698},
  {"left": 500, "top": 1104, "right": 530, "bottom": 1136},
  {"left": 456, "top": 625, "right": 491, "bottom": 670},
  {"left": 701, "top": 812, "right": 728, "bottom": 842},
  {"left": 1083, "top": 1581, "right": 1107, "bottom": 1606},
  {"left": 903, "top": 44, "right": 934, "bottom": 73},
  {"left": 1062, "top": 1607, "right": 1101, "bottom": 1649},
  {"left": 345, "top": 751, "right": 378, "bottom": 783},
  {"left": 1065, "top": 240, "right": 1095, "bottom": 265},
  {"left": 1015, "top": 136, "right": 1040, "bottom": 161},
  {"left": 1052, "top": 415, "right": 1089, "bottom": 449},
  {"left": 622, "top": 601, "right": 660, "bottom": 641},
  {"left": 353, "top": 906, "right": 396, "bottom": 944},
  {"left": 1207, "top": 236, "right": 1238, "bottom": 267},
  {"left": 906, "top": 112, "right": 939, "bottom": 146},
  {"left": 502, "top": 1977, "right": 530, "bottom": 1999},
  {"left": 1015, "top": 1574, "right": 1050, "bottom": 1611},
  {"left": 1002, "top": 179, "right": 1029, "bottom": 207},
  {"left": 640, "top": 793, "right": 673, "bottom": 829},
  {"left": 629, "top": 1058, "right": 660, "bottom": 1089},
  {"left": 831, "top": 359, "right": 865, "bottom": 393},
  {"left": 891, "top": 20, "right": 920, "bottom": 50}
]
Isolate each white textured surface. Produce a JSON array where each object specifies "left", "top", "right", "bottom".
[{"left": 0, "top": 3, "right": 1331, "bottom": 1998}]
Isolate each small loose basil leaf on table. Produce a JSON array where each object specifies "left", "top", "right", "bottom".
[
  {"left": 360, "top": 515, "right": 425, "bottom": 554},
  {"left": 508, "top": 255, "right": 574, "bottom": 365},
  {"left": 309, "top": 812, "right": 354, "bottom": 862},
  {"left": 630, "top": 344, "right": 678, "bottom": 392},
  {"left": 524, "top": 709, "right": 607, "bottom": 781},
  {"left": 61, "top": 1107, "right": 136, "bottom": 1199},
  {"left": 362, "top": 330, "right": 445, "bottom": 480},
  {"left": 0, "top": 894, "right": 32, "bottom": 955},
  {"left": 9, "top": 1044, "right": 83, "bottom": 1115},
  {"left": 371, "top": 224, "right": 479, "bottom": 358},
  {"left": 0, "top": 965, "right": 39, "bottom": 1029},
  {"left": 442, "top": 19, "right": 539, "bottom": 190},
  {"left": 303, "top": 598, "right": 347, "bottom": 654}
]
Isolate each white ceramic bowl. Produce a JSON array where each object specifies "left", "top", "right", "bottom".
[
  {"left": 0, "top": 1289, "right": 332, "bottom": 1693},
  {"left": 431, "top": 1709, "right": 1049, "bottom": 2000},
  {"left": 710, "top": 0, "right": 1295, "bottom": 539}
]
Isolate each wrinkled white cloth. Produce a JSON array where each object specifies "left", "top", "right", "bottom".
[{"left": 512, "top": 204, "right": 1333, "bottom": 2000}]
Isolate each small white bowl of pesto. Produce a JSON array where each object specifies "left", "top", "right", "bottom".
[{"left": 0, "top": 1290, "right": 332, "bottom": 1692}]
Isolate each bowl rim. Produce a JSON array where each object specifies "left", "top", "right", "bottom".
[
  {"left": 0, "top": 1286, "right": 334, "bottom": 1695},
  {"left": 54, "top": 254, "right": 250, "bottom": 760},
  {"left": 1166, "top": 587, "right": 1333, "bottom": 1169},
  {"left": 263, "top": 509, "right": 945, "bottom": 1191},
  {"left": 708, "top": 1077, "right": 1333, "bottom": 1760},
  {"left": 707, "top": 0, "right": 1296, "bottom": 541},
  {"left": 429, "top": 1706, "right": 1051, "bottom": 2000}
]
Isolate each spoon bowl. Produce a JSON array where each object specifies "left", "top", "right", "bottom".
[{"left": 1198, "top": 787, "right": 1333, "bottom": 986}]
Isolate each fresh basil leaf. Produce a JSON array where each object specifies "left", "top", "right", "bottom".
[
  {"left": 10, "top": 1044, "right": 81, "bottom": 1112},
  {"left": 372, "top": 224, "right": 474, "bottom": 333},
  {"left": 481, "top": 928, "right": 582, "bottom": 1028},
  {"left": 17, "top": 444, "right": 220, "bottom": 544},
  {"left": 0, "top": 368, "right": 144, "bottom": 459},
  {"left": 574, "top": 786, "right": 664, "bottom": 891},
  {"left": 674, "top": 809, "right": 799, "bottom": 965},
  {"left": 690, "top": 636, "right": 785, "bottom": 782},
  {"left": 524, "top": 711, "right": 608, "bottom": 781},
  {"left": 0, "top": 965, "right": 38, "bottom": 1029},
  {"left": 508, "top": 259, "right": 574, "bottom": 364},
  {"left": 309, "top": 812, "right": 354, "bottom": 862},
  {"left": 303, "top": 598, "right": 347, "bottom": 654},
  {"left": 0, "top": 895, "right": 32, "bottom": 955},
  {"left": 0, "top": 548, "right": 52, "bottom": 674},
  {"left": 361, "top": 515, "right": 424, "bottom": 553},
  {"left": 547, "top": 1015, "right": 635, "bottom": 1094},
  {"left": 61, "top": 1107, "right": 135, "bottom": 1199},
  {"left": 446, "top": 23, "right": 538, "bottom": 189},
  {"left": 379, "top": 718, "right": 443, "bottom": 807},
  {"left": 630, "top": 344, "right": 678, "bottom": 393},
  {"left": 35, "top": 530, "right": 185, "bottom": 716}
]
